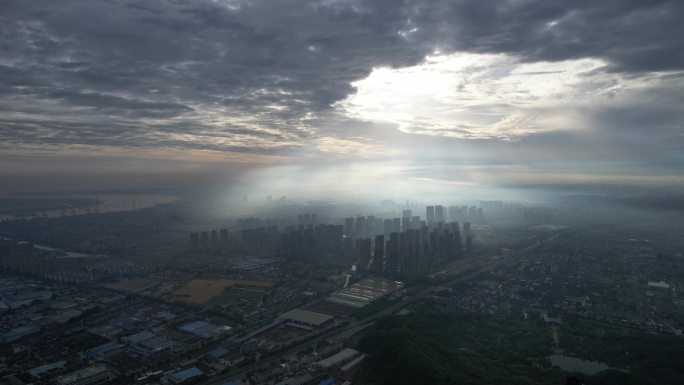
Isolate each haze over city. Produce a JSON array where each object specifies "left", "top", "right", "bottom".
[{"left": 1, "top": 1, "right": 684, "bottom": 385}]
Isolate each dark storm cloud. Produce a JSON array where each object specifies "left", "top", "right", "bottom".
[
  {"left": 0, "top": 0, "right": 682, "bottom": 158},
  {"left": 404, "top": 0, "right": 684, "bottom": 72}
]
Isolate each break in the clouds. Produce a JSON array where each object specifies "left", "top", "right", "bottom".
[
  {"left": 1, "top": 0, "right": 683, "bottom": 190},
  {"left": 340, "top": 52, "right": 684, "bottom": 143}
]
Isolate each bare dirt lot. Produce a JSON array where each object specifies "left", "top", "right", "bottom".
[{"left": 173, "top": 279, "right": 273, "bottom": 303}]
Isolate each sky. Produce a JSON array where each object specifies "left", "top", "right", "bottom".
[{"left": 1, "top": 0, "right": 683, "bottom": 197}]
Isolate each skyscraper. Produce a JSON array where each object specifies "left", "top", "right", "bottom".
[
  {"left": 373, "top": 235, "right": 384, "bottom": 274},
  {"left": 189, "top": 232, "right": 199, "bottom": 251},
  {"left": 220, "top": 228, "right": 229, "bottom": 254},
  {"left": 401, "top": 216, "right": 411, "bottom": 231},
  {"left": 463, "top": 222, "right": 472, "bottom": 252},
  {"left": 435, "top": 205, "right": 444, "bottom": 222},
  {"left": 392, "top": 217, "right": 401, "bottom": 233},
  {"left": 356, "top": 216, "right": 366, "bottom": 235},
  {"left": 367, "top": 215, "right": 376, "bottom": 234},
  {"left": 210, "top": 230, "right": 218, "bottom": 254},
  {"left": 356, "top": 238, "right": 372, "bottom": 270},
  {"left": 344, "top": 217, "right": 354, "bottom": 235},
  {"left": 426, "top": 206, "right": 435, "bottom": 223},
  {"left": 411, "top": 216, "right": 421, "bottom": 229},
  {"left": 200, "top": 231, "right": 209, "bottom": 254},
  {"left": 448, "top": 206, "right": 458, "bottom": 221},
  {"left": 386, "top": 232, "right": 399, "bottom": 277},
  {"left": 383, "top": 218, "right": 392, "bottom": 235}
]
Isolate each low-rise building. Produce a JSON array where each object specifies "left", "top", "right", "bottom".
[
  {"left": 57, "top": 364, "right": 116, "bottom": 385},
  {"left": 179, "top": 321, "right": 232, "bottom": 339},
  {"left": 87, "top": 342, "right": 123, "bottom": 360},
  {"left": 163, "top": 366, "right": 204, "bottom": 384},
  {"left": 279, "top": 309, "right": 333, "bottom": 330},
  {"left": 0, "top": 324, "right": 40, "bottom": 342},
  {"left": 315, "top": 348, "right": 359, "bottom": 370}
]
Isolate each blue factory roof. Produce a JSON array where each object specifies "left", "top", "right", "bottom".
[{"left": 170, "top": 367, "right": 203, "bottom": 382}]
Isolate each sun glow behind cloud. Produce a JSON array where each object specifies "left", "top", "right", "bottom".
[{"left": 337, "top": 52, "right": 646, "bottom": 140}]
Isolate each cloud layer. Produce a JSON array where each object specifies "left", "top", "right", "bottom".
[{"left": 1, "top": 0, "right": 683, "bottom": 190}]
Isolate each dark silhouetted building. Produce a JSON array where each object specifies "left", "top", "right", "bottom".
[
  {"left": 435, "top": 205, "right": 444, "bottom": 222},
  {"left": 344, "top": 217, "right": 354, "bottom": 235},
  {"left": 426, "top": 206, "right": 435, "bottom": 223},
  {"left": 189, "top": 232, "right": 199, "bottom": 251},
  {"left": 383, "top": 219, "right": 392, "bottom": 236},
  {"left": 355, "top": 238, "right": 372, "bottom": 270},
  {"left": 373, "top": 235, "right": 384, "bottom": 274}
]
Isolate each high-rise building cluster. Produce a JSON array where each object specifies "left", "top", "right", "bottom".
[
  {"left": 355, "top": 220, "right": 472, "bottom": 279},
  {"left": 188, "top": 206, "right": 481, "bottom": 279},
  {"left": 0, "top": 241, "right": 57, "bottom": 276},
  {"left": 189, "top": 213, "right": 338, "bottom": 257},
  {"left": 189, "top": 228, "right": 231, "bottom": 255},
  {"left": 343, "top": 204, "right": 483, "bottom": 238},
  {"left": 347, "top": 204, "right": 482, "bottom": 279},
  {"left": 277, "top": 224, "right": 343, "bottom": 259}
]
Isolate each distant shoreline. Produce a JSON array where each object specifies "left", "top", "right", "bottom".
[{"left": 0, "top": 193, "right": 179, "bottom": 221}]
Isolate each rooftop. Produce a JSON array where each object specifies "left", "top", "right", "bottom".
[
  {"left": 58, "top": 365, "right": 112, "bottom": 385},
  {"left": 87, "top": 341, "right": 122, "bottom": 357},
  {"left": 169, "top": 366, "right": 203, "bottom": 382},
  {"left": 180, "top": 320, "right": 232, "bottom": 338},
  {"left": 316, "top": 348, "right": 359, "bottom": 369},
  {"left": 279, "top": 309, "right": 333, "bottom": 326},
  {"left": 27, "top": 361, "right": 66, "bottom": 377},
  {"left": 207, "top": 346, "right": 230, "bottom": 359},
  {"left": 122, "top": 330, "right": 156, "bottom": 345}
]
